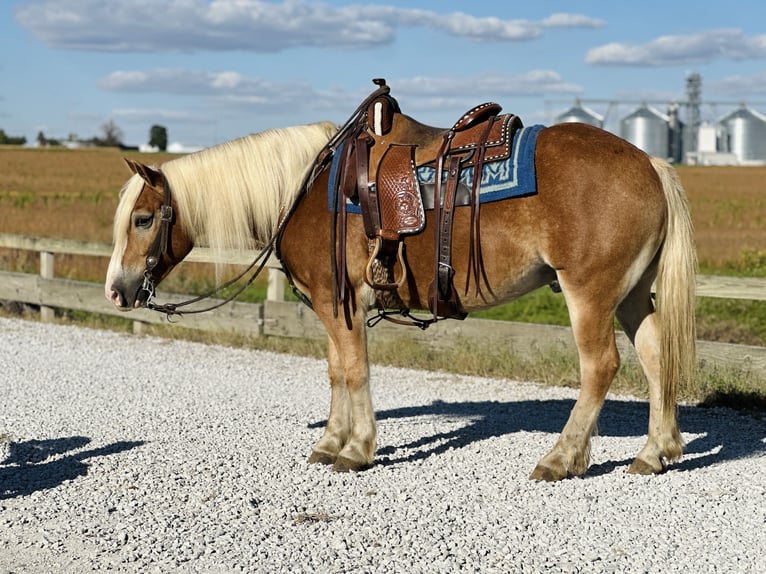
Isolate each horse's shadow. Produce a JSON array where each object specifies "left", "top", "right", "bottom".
[
  {"left": 0, "top": 436, "right": 144, "bottom": 499},
  {"left": 310, "top": 398, "right": 765, "bottom": 475}
]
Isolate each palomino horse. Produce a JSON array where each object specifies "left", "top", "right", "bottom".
[{"left": 105, "top": 102, "right": 696, "bottom": 481}]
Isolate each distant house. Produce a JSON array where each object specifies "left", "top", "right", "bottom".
[{"left": 58, "top": 139, "right": 98, "bottom": 149}]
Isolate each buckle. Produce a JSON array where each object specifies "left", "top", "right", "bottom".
[{"left": 160, "top": 205, "right": 173, "bottom": 222}]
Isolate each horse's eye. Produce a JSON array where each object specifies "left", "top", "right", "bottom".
[{"left": 133, "top": 214, "right": 154, "bottom": 229}]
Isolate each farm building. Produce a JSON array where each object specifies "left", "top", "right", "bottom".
[{"left": 553, "top": 73, "right": 766, "bottom": 165}]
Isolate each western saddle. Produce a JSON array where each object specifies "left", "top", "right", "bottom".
[{"left": 321, "top": 79, "right": 523, "bottom": 327}]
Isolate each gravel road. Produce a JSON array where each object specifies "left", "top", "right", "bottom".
[{"left": 1, "top": 316, "right": 764, "bottom": 573}]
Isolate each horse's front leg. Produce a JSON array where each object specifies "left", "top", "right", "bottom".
[
  {"left": 310, "top": 302, "right": 376, "bottom": 472},
  {"left": 308, "top": 336, "right": 351, "bottom": 466}
]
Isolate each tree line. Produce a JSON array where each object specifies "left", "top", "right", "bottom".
[{"left": 0, "top": 122, "right": 168, "bottom": 151}]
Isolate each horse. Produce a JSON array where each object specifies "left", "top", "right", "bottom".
[{"left": 105, "top": 101, "right": 696, "bottom": 482}]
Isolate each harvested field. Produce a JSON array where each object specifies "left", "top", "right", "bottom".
[
  {"left": 2, "top": 148, "right": 765, "bottom": 269},
  {"left": 2, "top": 147, "right": 766, "bottom": 345},
  {"left": 678, "top": 165, "right": 766, "bottom": 270}
]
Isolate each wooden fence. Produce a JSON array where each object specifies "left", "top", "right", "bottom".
[{"left": 2, "top": 232, "right": 766, "bottom": 378}]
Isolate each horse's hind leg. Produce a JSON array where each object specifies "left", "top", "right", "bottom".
[
  {"left": 530, "top": 285, "right": 621, "bottom": 481},
  {"left": 616, "top": 281, "right": 683, "bottom": 474}
]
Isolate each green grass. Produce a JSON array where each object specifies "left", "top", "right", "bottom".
[
  {"left": 472, "top": 288, "right": 570, "bottom": 326},
  {"left": 700, "top": 248, "right": 766, "bottom": 277}
]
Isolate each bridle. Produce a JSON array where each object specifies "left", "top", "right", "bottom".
[
  {"left": 139, "top": 172, "right": 174, "bottom": 303},
  {"left": 137, "top": 172, "right": 275, "bottom": 318}
]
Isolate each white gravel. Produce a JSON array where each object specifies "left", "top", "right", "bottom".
[{"left": 1, "top": 316, "right": 764, "bottom": 573}]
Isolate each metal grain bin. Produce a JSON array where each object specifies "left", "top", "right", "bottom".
[
  {"left": 555, "top": 100, "right": 603, "bottom": 127},
  {"left": 718, "top": 105, "right": 766, "bottom": 163},
  {"left": 619, "top": 104, "right": 670, "bottom": 158}
]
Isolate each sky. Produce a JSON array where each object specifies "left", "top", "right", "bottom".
[{"left": 4, "top": 0, "right": 766, "bottom": 149}]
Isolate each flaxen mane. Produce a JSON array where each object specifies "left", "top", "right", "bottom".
[{"left": 112, "top": 121, "right": 337, "bottom": 262}]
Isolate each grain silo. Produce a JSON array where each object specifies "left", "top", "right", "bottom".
[
  {"left": 718, "top": 105, "right": 766, "bottom": 164},
  {"left": 555, "top": 100, "right": 604, "bottom": 128},
  {"left": 619, "top": 104, "right": 670, "bottom": 158}
]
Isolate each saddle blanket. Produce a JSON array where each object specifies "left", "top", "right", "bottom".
[{"left": 329, "top": 124, "right": 544, "bottom": 214}]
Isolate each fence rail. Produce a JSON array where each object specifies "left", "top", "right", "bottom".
[{"left": 3, "top": 233, "right": 766, "bottom": 378}]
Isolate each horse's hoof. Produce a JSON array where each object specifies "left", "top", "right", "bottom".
[
  {"left": 627, "top": 457, "right": 664, "bottom": 475},
  {"left": 332, "top": 455, "right": 372, "bottom": 473},
  {"left": 308, "top": 451, "right": 336, "bottom": 466},
  {"left": 529, "top": 463, "right": 568, "bottom": 482}
]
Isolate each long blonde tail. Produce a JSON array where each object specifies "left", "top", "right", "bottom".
[{"left": 650, "top": 157, "right": 697, "bottom": 424}]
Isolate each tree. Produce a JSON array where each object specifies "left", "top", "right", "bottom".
[
  {"left": 149, "top": 124, "right": 168, "bottom": 151},
  {"left": 0, "top": 129, "right": 26, "bottom": 145},
  {"left": 98, "top": 119, "right": 124, "bottom": 147}
]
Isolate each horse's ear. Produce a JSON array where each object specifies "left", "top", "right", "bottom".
[
  {"left": 124, "top": 157, "right": 138, "bottom": 174},
  {"left": 125, "top": 159, "right": 164, "bottom": 189}
]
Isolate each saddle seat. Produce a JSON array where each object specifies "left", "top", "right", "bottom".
[{"left": 367, "top": 101, "right": 513, "bottom": 170}]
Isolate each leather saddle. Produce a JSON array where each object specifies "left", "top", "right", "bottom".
[{"left": 328, "top": 79, "right": 523, "bottom": 323}]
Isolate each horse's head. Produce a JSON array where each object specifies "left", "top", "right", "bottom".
[{"left": 105, "top": 159, "right": 193, "bottom": 310}]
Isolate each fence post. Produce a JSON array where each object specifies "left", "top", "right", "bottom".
[
  {"left": 39, "top": 251, "right": 55, "bottom": 322},
  {"left": 267, "top": 267, "right": 285, "bottom": 302}
]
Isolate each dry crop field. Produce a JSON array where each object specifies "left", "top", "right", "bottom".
[
  {"left": 3, "top": 146, "right": 766, "bottom": 271},
  {"left": 0, "top": 148, "right": 208, "bottom": 293},
  {"left": 3, "top": 146, "right": 766, "bottom": 342}
]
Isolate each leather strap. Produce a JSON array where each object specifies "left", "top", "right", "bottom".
[
  {"left": 431, "top": 132, "right": 452, "bottom": 290},
  {"left": 355, "top": 132, "right": 379, "bottom": 239},
  {"left": 466, "top": 116, "right": 497, "bottom": 297},
  {"left": 337, "top": 138, "right": 356, "bottom": 307},
  {"left": 429, "top": 147, "right": 467, "bottom": 320},
  {"left": 438, "top": 155, "right": 461, "bottom": 300},
  {"left": 144, "top": 172, "right": 174, "bottom": 274}
]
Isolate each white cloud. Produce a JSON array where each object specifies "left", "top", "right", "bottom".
[
  {"left": 541, "top": 13, "right": 606, "bottom": 28},
  {"left": 16, "top": 0, "right": 605, "bottom": 52},
  {"left": 394, "top": 71, "right": 583, "bottom": 98},
  {"left": 99, "top": 68, "right": 361, "bottom": 117},
  {"left": 111, "top": 107, "right": 213, "bottom": 124},
  {"left": 99, "top": 69, "right": 312, "bottom": 100},
  {"left": 586, "top": 29, "right": 766, "bottom": 66},
  {"left": 93, "top": 68, "right": 585, "bottom": 144},
  {"left": 100, "top": 68, "right": 582, "bottom": 110},
  {"left": 710, "top": 72, "right": 766, "bottom": 96},
  {"left": 429, "top": 13, "right": 541, "bottom": 42}
]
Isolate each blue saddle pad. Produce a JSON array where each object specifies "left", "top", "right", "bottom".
[{"left": 329, "top": 124, "right": 544, "bottom": 214}]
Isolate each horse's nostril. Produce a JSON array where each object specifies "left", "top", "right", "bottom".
[{"left": 109, "top": 288, "right": 125, "bottom": 308}]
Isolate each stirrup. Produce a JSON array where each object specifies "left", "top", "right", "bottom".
[{"left": 364, "top": 237, "right": 407, "bottom": 291}]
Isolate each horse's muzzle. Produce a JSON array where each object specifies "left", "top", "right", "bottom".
[{"left": 106, "top": 277, "right": 148, "bottom": 310}]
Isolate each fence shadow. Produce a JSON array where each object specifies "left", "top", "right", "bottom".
[
  {"left": 0, "top": 436, "right": 145, "bottom": 499},
  {"left": 311, "top": 398, "right": 765, "bottom": 476}
]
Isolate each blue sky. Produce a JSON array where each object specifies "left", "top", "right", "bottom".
[{"left": 4, "top": 0, "right": 766, "bottom": 148}]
